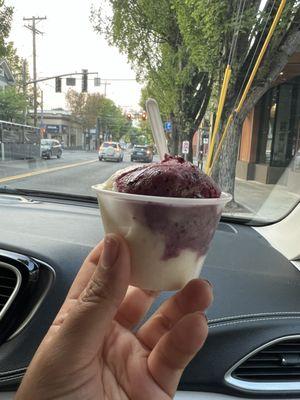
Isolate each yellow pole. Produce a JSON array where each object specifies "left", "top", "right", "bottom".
[
  {"left": 208, "top": 0, "right": 287, "bottom": 176},
  {"left": 205, "top": 65, "right": 232, "bottom": 173}
]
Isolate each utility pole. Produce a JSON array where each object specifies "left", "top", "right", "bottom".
[
  {"left": 23, "top": 16, "right": 46, "bottom": 127},
  {"left": 22, "top": 59, "right": 28, "bottom": 125},
  {"left": 40, "top": 90, "right": 44, "bottom": 128}
]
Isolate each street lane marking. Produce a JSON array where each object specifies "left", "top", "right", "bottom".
[{"left": 0, "top": 159, "right": 98, "bottom": 184}]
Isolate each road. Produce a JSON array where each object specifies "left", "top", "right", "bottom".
[
  {"left": 0, "top": 150, "right": 137, "bottom": 197},
  {"left": 1, "top": 150, "right": 298, "bottom": 221}
]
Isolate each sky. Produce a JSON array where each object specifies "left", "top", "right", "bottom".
[{"left": 6, "top": 0, "right": 143, "bottom": 112}]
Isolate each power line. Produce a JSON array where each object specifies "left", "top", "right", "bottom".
[
  {"left": 37, "top": 76, "right": 138, "bottom": 82},
  {"left": 233, "top": 0, "right": 276, "bottom": 111}
]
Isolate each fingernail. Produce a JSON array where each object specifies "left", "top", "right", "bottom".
[
  {"left": 102, "top": 235, "right": 119, "bottom": 267},
  {"left": 203, "top": 279, "right": 212, "bottom": 287}
]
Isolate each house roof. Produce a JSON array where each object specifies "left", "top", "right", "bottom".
[
  {"left": 28, "top": 108, "right": 82, "bottom": 126},
  {"left": 0, "top": 59, "right": 15, "bottom": 84}
]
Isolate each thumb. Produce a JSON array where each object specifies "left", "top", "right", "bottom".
[{"left": 57, "top": 234, "right": 131, "bottom": 358}]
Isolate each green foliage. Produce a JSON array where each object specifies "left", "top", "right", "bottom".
[
  {"left": 0, "top": 0, "right": 13, "bottom": 59},
  {"left": 65, "top": 90, "right": 131, "bottom": 141},
  {"left": 174, "top": 0, "right": 228, "bottom": 74},
  {"left": 0, "top": 0, "right": 32, "bottom": 123},
  {"left": 139, "top": 46, "right": 178, "bottom": 121},
  {"left": 92, "top": 0, "right": 300, "bottom": 169},
  {"left": 0, "top": 1, "right": 24, "bottom": 85},
  {"left": 0, "top": 86, "right": 27, "bottom": 122},
  {"left": 92, "top": 0, "right": 213, "bottom": 160},
  {"left": 92, "top": 0, "right": 183, "bottom": 123}
]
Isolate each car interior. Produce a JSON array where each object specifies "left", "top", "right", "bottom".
[
  {"left": 1, "top": 0, "right": 300, "bottom": 399},
  {"left": 0, "top": 178, "right": 300, "bottom": 399}
]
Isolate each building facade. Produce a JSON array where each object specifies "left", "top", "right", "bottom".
[
  {"left": 236, "top": 52, "right": 300, "bottom": 191},
  {"left": 34, "top": 109, "right": 84, "bottom": 149}
]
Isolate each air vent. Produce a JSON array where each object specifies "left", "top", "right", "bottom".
[
  {"left": 226, "top": 335, "right": 300, "bottom": 392},
  {"left": 233, "top": 338, "right": 300, "bottom": 381},
  {"left": 0, "top": 250, "right": 55, "bottom": 344},
  {"left": 0, "top": 263, "right": 21, "bottom": 319}
]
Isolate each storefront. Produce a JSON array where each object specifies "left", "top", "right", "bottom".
[
  {"left": 257, "top": 77, "right": 300, "bottom": 168},
  {"left": 31, "top": 110, "right": 84, "bottom": 149},
  {"left": 236, "top": 53, "right": 300, "bottom": 188}
]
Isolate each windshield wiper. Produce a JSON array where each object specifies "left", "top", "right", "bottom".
[{"left": 0, "top": 186, "right": 97, "bottom": 204}]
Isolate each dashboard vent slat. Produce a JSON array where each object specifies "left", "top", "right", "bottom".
[
  {"left": 232, "top": 337, "right": 300, "bottom": 382},
  {"left": 0, "top": 264, "right": 19, "bottom": 315}
]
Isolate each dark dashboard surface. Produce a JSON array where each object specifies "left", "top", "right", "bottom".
[{"left": 1, "top": 196, "right": 300, "bottom": 397}]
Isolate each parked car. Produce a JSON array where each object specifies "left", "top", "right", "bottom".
[
  {"left": 41, "top": 139, "right": 62, "bottom": 159},
  {"left": 98, "top": 142, "right": 124, "bottom": 162},
  {"left": 131, "top": 145, "right": 153, "bottom": 163}
]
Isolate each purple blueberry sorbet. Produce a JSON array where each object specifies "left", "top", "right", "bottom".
[
  {"left": 115, "top": 154, "right": 222, "bottom": 260},
  {"left": 116, "top": 154, "right": 221, "bottom": 198}
]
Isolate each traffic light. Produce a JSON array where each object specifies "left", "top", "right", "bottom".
[
  {"left": 55, "top": 77, "right": 62, "bottom": 93},
  {"left": 126, "top": 112, "right": 133, "bottom": 120},
  {"left": 82, "top": 69, "right": 88, "bottom": 92},
  {"left": 141, "top": 111, "right": 147, "bottom": 120}
]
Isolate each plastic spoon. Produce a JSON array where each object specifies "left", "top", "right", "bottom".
[{"left": 146, "top": 98, "right": 168, "bottom": 160}]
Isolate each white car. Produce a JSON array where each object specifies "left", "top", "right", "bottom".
[{"left": 98, "top": 142, "right": 124, "bottom": 162}]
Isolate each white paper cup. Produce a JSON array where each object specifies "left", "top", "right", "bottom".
[{"left": 92, "top": 184, "right": 231, "bottom": 291}]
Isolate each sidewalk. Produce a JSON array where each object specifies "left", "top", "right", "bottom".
[
  {"left": 233, "top": 178, "right": 300, "bottom": 221},
  {"left": 196, "top": 158, "right": 299, "bottom": 221}
]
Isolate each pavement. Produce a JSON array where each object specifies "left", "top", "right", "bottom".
[
  {"left": 234, "top": 178, "right": 299, "bottom": 222},
  {"left": 0, "top": 150, "right": 299, "bottom": 222}
]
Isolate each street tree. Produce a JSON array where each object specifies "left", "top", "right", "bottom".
[
  {"left": 0, "top": 86, "right": 27, "bottom": 122},
  {"left": 0, "top": 0, "right": 32, "bottom": 122},
  {"left": 0, "top": 0, "right": 13, "bottom": 60},
  {"left": 93, "top": 0, "right": 300, "bottom": 198},
  {"left": 0, "top": 0, "right": 24, "bottom": 84},
  {"left": 65, "top": 90, "right": 86, "bottom": 122},
  {"left": 175, "top": 0, "right": 300, "bottom": 194},
  {"left": 92, "top": 0, "right": 213, "bottom": 161},
  {"left": 66, "top": 90, "right": 130, "bottom": 141}
]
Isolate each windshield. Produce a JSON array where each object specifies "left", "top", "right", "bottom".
[
  {"left": 41, "top": 139, "right": 53, "bottom": 146},
  {"left": 102, "top": 143, "right": 117, "bottom": 148},
  {"left": 0, "top": 0, "right": 300, "bottom": 224},
  {"left": 134, "top": 146, "right": 148, "bottom": 150}
]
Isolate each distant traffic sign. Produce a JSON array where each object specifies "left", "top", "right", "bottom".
[
  {"left": 182, "top": 140, "right": 189, "bottom": 154},
  {"left": 66, "top": 77, "right": 76, "bottom": 86},
  {"left": 164, "top": 121, "right": 172, "bottom": 131},
  {"left": 94, "top": 77, "right": 101, "bottom": 86}
]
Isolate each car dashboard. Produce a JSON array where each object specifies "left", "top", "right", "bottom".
[{"left": 1, "top": 194, "right": 300, "bottom": 399}]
